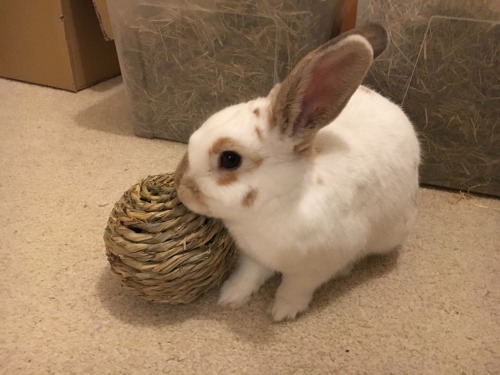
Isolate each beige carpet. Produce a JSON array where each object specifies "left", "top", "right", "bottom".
[{"left": 1, "top": 77, "right": 499, "bottom": 374}]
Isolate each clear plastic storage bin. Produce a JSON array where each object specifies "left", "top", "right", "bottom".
[
  {"left": 108, "top": 0, "right": 343, "bottom": 142},
  {"left": 357, "top": 0, "right": 499, "bottom": 196}
]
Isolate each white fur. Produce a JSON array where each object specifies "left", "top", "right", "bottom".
[{"left": 183, "top": 86, "right": 420, "bottom": 321}]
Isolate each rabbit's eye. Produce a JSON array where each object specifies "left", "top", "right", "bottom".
[{"left": 219, "top": 151, "right": 242, "bottom": 170}]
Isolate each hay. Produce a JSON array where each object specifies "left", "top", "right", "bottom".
[
  {"left": 403, "top": 17, "right": 499, "bottom": 196},
  {"left": 356, "top": 0, "right": 499, "bottom": 103},
  {"left": 357, "top": 0, "right": 499, "bottom": 197},
  {"left": 104, "top": 173, "right": 236, "bottom": 304},
  {"left": 112, "top": 0, "right": 336, "bottom": 142}
]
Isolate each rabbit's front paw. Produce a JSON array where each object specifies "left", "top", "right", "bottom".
[
  {"left": 271, "top": 297, "right": 309, "bottom": 322},
  {"left": 218, "top": 255, "right": 273, "bottom": 308},
  {"left": 218, "top": 277, "right": 253, "bottom": 308}
]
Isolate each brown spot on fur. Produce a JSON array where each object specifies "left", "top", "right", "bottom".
[
  {"left": 174, "top": 151, "right": 189, "bottom": 188},
  {"left": 294, "top": 143, "right": 319, "bottom": 159},
  {"left": 255, "top": 127, "right": 263, "bottom": 141},
  {"left": 217, "top": 173, "right": 238, "bottom": 186},
  {"left": 242, "top": 188, "right": 258, "bottom": 208},
  {"left": 210, "top": 137, "right": 265, "bottom": 186},
  {"left": 294, "top": 141, "right": 314, "bottom": 155},
  {"left": 253, "top": 108, "right": 260, "bottom": 117},
  {"left": 210, "top": 137, "right": 239, "bottom": 156},
  {"left": 175, "top": 152, "right": 210, "bottom": 214},
  {"left": 316, "top": 176, "right": 324, "bottom": 185},
  {"left": 210, "top": 137, "right": 264, "bottom": 166},
  {"left": 177, "top": 176, "right": 209, "bottom": 214},
  {"left": 250, "top": 156, "right": 264, "bottom": 168}
]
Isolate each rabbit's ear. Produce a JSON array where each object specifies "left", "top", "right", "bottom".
[{"left": 269, "top": 24, "right": 388, "bottom": 153}]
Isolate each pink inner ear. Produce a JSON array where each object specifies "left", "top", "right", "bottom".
[{"left": 293, "top": 52, "right": 357, "bottom": 135}]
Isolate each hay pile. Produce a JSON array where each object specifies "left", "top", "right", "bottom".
[
  {"left": 110, "top": 0, "right": 337, "bottom": 142},
  {"left": 356, "top": 0, "right": 499, "bottom": 196}
]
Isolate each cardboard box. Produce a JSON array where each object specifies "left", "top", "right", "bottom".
[{"left": 0, "top": 0, "right": 120, "bottom": 91}]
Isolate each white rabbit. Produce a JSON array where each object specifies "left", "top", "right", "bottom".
[{"left": 175, "top": 24, "right": 420, "bottom": 321}]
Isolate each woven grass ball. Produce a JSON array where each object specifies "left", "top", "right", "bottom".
[{"left": 104, "top": 173, "right": 236, "bottom": 304}]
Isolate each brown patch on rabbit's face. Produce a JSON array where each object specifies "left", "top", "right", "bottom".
[
  {"left": 209, "top": 136, "right": 264, "bottom": 186},
  {"left": 217, "top": 173, "right": 239, "bottom": 186},
  {"left": 175, "top": 152, "right": 210, "bottom": 215},
  {"left": 242, "top": 188, "right": 258, "bottom": 208},
  {"left": 252, "top": 105, "right": 265, "bottom": 141},
  {"left": 210, "top": 137, "right": 239, "bottom": 156},
  {"left": 177, "top": 175, "right": 209, "bottom": 213},
  {"left": 174, "top": 151, "right": 189, "bottom": 188}
]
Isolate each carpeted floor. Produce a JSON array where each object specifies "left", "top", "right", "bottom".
[{"left": 1, "top": 77, "right": 498, "bottom": 374}]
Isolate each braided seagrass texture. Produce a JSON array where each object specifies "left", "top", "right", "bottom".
[{"left": 104, "top": 173, "right": 236, "bottom": 304}]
